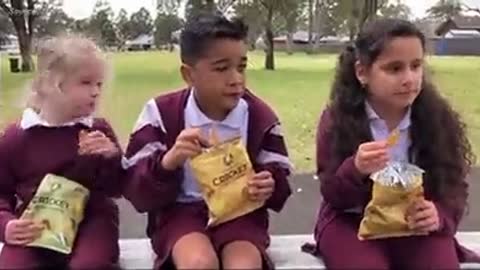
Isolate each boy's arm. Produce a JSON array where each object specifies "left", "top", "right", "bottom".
[
  {"left": 256, "top": 123, "right": 293, "bottom": 212},
  {"left": 0, "top": 127, "right": 18, "bottom": 242},
  {"left": 122, "top": 99, "right": 182, "bottom": 213}
]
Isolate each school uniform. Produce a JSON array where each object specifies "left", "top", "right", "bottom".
[
  {"left": 0, "top": 108, "right": 122, "bottom": 269},
  {"left": 123, "top": 88, "right": 292, "bottom": 269},
  {"left": 310, "top": 104, "right": 480, "bottom": 269}
]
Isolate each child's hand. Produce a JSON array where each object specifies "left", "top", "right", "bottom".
[
  {"left": 247, "top": 171, "right": 275, "bottom": 202},
  {"left": 406, "top": 199, "right": 440, "bottom": 233},
  {"left": 161, "top": 128, "right": 210, "bottom": 170},
  {"left": 78, "top": 131, "right": 119, "bottom": 158},
  {"left": 5, "top": 219, "right": 44, "bottom": 246},
  {"left": 354, "top": 141, "right": 389, "bottom": 175}
]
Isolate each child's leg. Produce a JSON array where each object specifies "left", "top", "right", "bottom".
[
  {"left": 221, "top": 240, "right": 262, "bottom": 269},
  {"left": 0, "top": 244, "right": 65, "bottom": 269},
  {"left": 68, "top": 204, "right": 120, "bottom": 270},
  {"left": 150, "top": 202, "right": 219, "bottom": 270},
  {"left": 390, "top": 234, "right": 459, "bottom": 270},
  {"left": 210, "top": 209, "right": 271, "bottom": 269},
  {"left": 317, "top": 214, "right": 390, "bottom": 270},
  {"left": 171, "top": 232, "right": 219, "bottom": 269}
]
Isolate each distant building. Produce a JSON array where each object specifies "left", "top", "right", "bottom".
[
  {"left": 125, "top": 34, "right": 154, "bottom": 51},
  {"left": 434, "top": 16, "right": 480, "bottom": 56}
]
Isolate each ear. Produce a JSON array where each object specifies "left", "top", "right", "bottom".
[
  {"left": 180, "top": 64, "right": 194, "bottom": 86},
  {"left": 354, "top": 60, "right": 369, "bottom": 87}
]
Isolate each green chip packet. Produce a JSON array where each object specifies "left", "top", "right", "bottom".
[{"left": 20, "top": 174, "right": 90, "bottom": 254}]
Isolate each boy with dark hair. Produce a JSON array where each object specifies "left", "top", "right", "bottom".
[{"left": 123, "top": 13, "right": 292, "bottom": 270}]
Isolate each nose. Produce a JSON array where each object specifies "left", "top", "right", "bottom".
[
  {"left": 229, "top": 69, "right": 244, "bottom": 87},
  {"left": 403, "top": 67, "right": 418, "bottom": 87}
]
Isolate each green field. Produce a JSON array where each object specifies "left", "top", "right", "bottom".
[{"left": 1, "top": 51, "right": 479, "bottom": 172}]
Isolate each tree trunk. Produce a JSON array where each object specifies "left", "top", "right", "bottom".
[
  {"left": 6, "top": 0, "right": 35, "bottom": 72},
  {"left": 205, "top": 0, "right": 215, "bottom": 12},
  {"left": 307, "top": 0, "right": 313, "bottom": 44},
  {"left": 286, "top": 32, "right": 293, "bottom": 55},
  {"left": 18, "top": 31, "right": 33, "bottom": 72},
  {"left": 264, "top": 4, "right": 274, "bottom": 70}
]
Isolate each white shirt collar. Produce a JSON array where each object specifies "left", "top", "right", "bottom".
[
  {"left": 185, "top": 88, "right": 248, "bottom": 129},
  {"left": 20, "top": 108, "right": 94, "bottom": 130},
  {"left": 365, "top": 101, "right": 411, "bottom": 130}
]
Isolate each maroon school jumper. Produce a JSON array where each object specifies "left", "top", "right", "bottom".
[
  {"left": 0, "top": 116, "right": 123, "bottom": 269},
  {"left": 309, "top": 108, "right": 480, "bottom": 269},
  {"left": 123, "top": 88, "right": 292, "bottom": 270}
]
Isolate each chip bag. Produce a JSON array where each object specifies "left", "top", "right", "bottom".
[
  {"left": 21, "top": 174, "right": 90, "bottom": 254},
  {"left": 358, "top": 162, "right": 425, "bottom": 240},
  {"left": 190, "top": 134, "right": 263, "bottom": 227}
]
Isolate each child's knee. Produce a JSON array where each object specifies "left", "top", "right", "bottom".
[
  {"left": 174, "top": 250, "right": 219, "bottom": 270},
  {"left": 221, "top": 241, "right": 263, "bottom": 269}
]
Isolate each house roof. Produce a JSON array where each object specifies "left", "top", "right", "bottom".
[
  {"left": 435, "top": 16, "right": 480, "bottom": 36},
  {"left": 126, "top": 34, "right": 153, "bottom": 46}
]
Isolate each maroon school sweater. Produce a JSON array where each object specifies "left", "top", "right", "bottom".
[
  {"left": 0, "top": 118, "right": 123, "bottom": 243},
  {"left": 123, "top": 88, "right": 293, "bottom": 236},
  {"left": 314, "top": 108, "right": 480, "bottom": 262}
]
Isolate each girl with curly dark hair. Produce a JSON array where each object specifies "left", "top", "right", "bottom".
[{"left": 311, "top": 18, "right": 479, "bottom": 269}]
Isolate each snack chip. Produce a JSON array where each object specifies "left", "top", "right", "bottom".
[
  {"left": 190, "top": 135, "right": 263, "bottom": 227},
  {"left": 21, "top": 174, "right": 90, "bottom": 254},
  {"left": 386, "top": 129, "right": 400, "bottom": 147},
  {"left": 358, "top": 162, "right": 426, "bottom": 240}
]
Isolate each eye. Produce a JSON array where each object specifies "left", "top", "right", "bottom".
[
  {"left": 81, "top": 80, "right": 91, "bottom": 85},
  {"left": 214, "top": 66, "right": 228, "bottom": 72},
  {"left": 385, "top": 63, "right": 403, "bottom": 73},
  {"left": 238, "top": 64, "right": 247, "bottom": 73}
]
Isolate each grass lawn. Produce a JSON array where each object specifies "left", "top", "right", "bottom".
[{"left": 1, "top": 51, "right": 480, "bottom": 172}]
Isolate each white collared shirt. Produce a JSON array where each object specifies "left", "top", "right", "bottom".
[
  {"left": 178, "top": 89, "right": 249, "bottom": 202},
  {"left": 20, "top": 108, "right": 94, "bottom": 130},
  {"left": 365, "top": 101, "right": 412, "bottom": 162}
]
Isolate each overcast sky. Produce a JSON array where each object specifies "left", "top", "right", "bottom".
[{"left": 62, "top": 0, "right": 480, "bottom": 19}]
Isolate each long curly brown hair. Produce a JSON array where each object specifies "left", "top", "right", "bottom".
[{"left": 326, "top": 18, "right": 475, "bottom": 216}]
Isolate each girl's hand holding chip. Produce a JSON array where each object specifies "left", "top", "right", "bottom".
[
  {"left": 248, "top": 171, "right": 275, "bottom": 202},
  {"left": 78, "top": 130, "right": 119, "bottom": 159}
]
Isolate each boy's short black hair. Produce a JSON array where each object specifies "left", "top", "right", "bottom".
[{"left": 180, "top": 12, "right": 248, "bottom": 65}]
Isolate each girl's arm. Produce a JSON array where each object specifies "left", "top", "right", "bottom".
[
  {"left": 316, "top": 109, "right": 372, "bottom": 210},
  {"left": 0, "top": 127, "right": 19, "bottom": 242}
]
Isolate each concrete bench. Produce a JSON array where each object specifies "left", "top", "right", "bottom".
[{"left": 1, "top": 233, "right": 480, "bottom": 269}]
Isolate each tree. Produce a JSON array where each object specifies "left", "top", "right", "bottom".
[
  {"left": 0, "top": 0, "right": 44, "bottom": 72},
  {"left": 129, "top": 7, "right": 153, "bottom": 38},
  {"left": 34, "top": 0, "right": 73, "bottom": 38},
  {"left": 259, "top": 0, "right": 278, "bottom": 70},
  {"left": 88, "top": 0, "right": 117, "bottom": 47},
  {"left": 185, "top": 0, "right": 209, "bottom": 20},
  {"left": 234, "top": 0, "right": 263, "bottom": 50},
  {"left": 427, "top": 0, "right": 462, "bottom": 20},
  {"left": 0, "top": 10, "right": 14, "bottom": 45},
  {"left": 154, "top": 13, "right": 182, "bottom": 50},
  {"left": 278, "top": 0, "right": 304, "bottom": 54},
  {"left": 379, "top": 0, "right": 412, "bottom": 20},
  {"left": 115, "top": 8, "right": 130, "bottom": 47}
]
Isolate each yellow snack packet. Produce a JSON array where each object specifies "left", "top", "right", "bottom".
[
  {"left": 358, "top": 162, "right": 425, "bottom": 240},
  {"left": 190, "top": 136, "right": 263, "bottom": 227},
  {"left": 21, "top": 174, "right": 90, "bottom": 254}
]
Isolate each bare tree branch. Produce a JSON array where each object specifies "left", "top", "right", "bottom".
[{"left": 0, "top": 0, "right": 12, "bottom": 17}]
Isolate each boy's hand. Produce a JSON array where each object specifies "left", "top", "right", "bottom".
[
  {"left": 247, "top": 171, "right": 275, "bottom": 202},
  {"left": 406, "top": 199, "right": 440, "bottom": 233},
  {"left": 354, "top": 140, "right": 389, "bottom": 175},
  {"left": 161, "top": 128, "right": 210, "bottom": 170},
  {"left": 5, "top": 219, "right": 44, "bottom": 246},
  {"left": 78, "top": 131, "right": 119, "bottom": 159}
]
